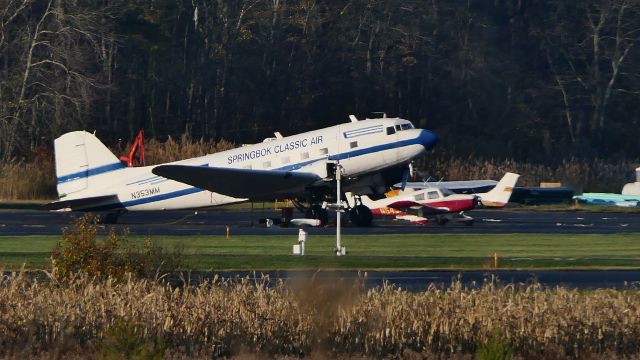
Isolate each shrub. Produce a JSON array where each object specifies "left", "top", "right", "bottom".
[
  {"left": 99, "top": 320, "right": 165, "bottom": 360},
  {"left": 50, "top": 213, "right": 182, "bottom": 280},
  {"left": 476, "top": 329, "right": 512, "bottom": 360}
]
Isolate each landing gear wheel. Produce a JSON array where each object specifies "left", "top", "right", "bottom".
[
  {"left": 306, "top": 204, "right": 328, "bottom": 226},
  {"left": 350, "top": 205, "right": 373, "bottom": 227}
]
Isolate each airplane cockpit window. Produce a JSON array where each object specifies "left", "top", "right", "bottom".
[
  {"left": 319, "top": 148, "right": 328, "bottom": 155},
  {"left": 350, "top": 141, "right": 358, "bottom": 149},
  {"left": 414, "top": 193, "right": 425, "bottom": 201},
  {"left": 386, "top": 127, "right": 395, "bottom": 135},
  {"left": 393, "top": 123, "right": 414, "bottom": 132},
  {"left": 427, "top": 191, "right": 439, "bottom": 199}
]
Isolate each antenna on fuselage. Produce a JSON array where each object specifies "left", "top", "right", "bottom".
[
  {"left": 349, "top": 115, "right": 359, "bottom": 122},
  {"left": 372, "top": 112, "right": 387, "bottom": 119},
  {"left": 274, "top": 131, "right": 283, "bottom": 139}
]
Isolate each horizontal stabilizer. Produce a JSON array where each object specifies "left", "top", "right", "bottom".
[
  {"left": 43, "top": 194, "right": 119, "bottom": 211},
  {"left": 152, "top": 165, "right": 321, "bottom": 199}
]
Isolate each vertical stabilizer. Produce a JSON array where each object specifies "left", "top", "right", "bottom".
[
  {"left": 55, "top": 131, "right": 124, "bottom": 198},
  {"left": 477, "top": 172, "right": 520, "bottom": 207}
]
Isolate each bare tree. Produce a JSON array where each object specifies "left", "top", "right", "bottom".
[
  {"left": 0, "top": 0, "right": 113, "bottom": 161},
  {"left": 543, "top": 0, "right": 640, "bottom": 145}
]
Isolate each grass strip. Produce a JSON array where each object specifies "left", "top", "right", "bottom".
[{"left": 1, "top": 233, "right": 639, "bottom": 270}]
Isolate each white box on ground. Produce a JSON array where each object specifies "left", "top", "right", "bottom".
[{"left": 293, "top": 244, "right": 301, "bottom": 255}]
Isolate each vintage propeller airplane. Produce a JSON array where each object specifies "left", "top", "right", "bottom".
[
  {"left": 350, "top": 172, "right": 520, "bottom": 225},
  {"left": 44, "top": 115, "right": 438, "bottom": 226}
]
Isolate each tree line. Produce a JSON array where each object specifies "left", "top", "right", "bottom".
[{"left": 2, "top": 0, "right": 640, "bottom": 163}]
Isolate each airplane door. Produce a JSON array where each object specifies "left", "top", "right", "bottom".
[{"left": 382, "top": 124, "right": 399, "bottom": 164}]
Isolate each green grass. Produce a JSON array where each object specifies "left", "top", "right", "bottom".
[{"left": 1, "top": 233, "right": 640, "bottom": 270}]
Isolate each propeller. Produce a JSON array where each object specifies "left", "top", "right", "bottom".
[{"left": 400, "top": 162, "right": 416, "bottom": 191}]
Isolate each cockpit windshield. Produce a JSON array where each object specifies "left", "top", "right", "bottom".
[{"left": 394, "top": 122, "right": 414, "bottom": 132}]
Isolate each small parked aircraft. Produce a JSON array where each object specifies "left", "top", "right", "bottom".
[
  {"left": 573, "top": 167, "right": 640, "bottom": 207},
  {"left": 44, "top": 115, "right": 438, "bottom": 226},
  {"left": 351, "top": 172, "right": 519, "bottom": 225}
]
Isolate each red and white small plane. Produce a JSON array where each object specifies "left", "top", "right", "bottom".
[{"left": 349, "top": 172, "right": 519, "bottom": 225}]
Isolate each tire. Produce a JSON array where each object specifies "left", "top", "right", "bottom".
[
  {"left": 306, "top": 204, "right": 329, "bottom": 226},
  {"left": 350, "top": 205, "right": 373, "bottom": 227}
]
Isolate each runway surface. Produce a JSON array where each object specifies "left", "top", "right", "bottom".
[
  {"left": 0, "top": 207, "right": 637, "bottom": 236},
  {"left": 188, "top": 269, "right": 640, "bottom": 291}
]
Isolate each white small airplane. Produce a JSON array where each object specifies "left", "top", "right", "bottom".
[
  {"left": 44, "top": 115, "right": 438, "bottom": 226},
  {"left": 350, "top": 172, "right": 519, "bottom": 225}
]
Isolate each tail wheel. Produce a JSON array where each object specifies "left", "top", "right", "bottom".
[
  {"left": 350, "top": 205, "right": 373, "bottom": 227},
  {"left": 306, "top": 204, "right": 328, "bottom": 226}
]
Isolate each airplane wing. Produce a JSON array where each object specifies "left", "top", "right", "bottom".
[
  {"left": 400, "top": 180, "right": 498, "bottom": 192},
  {"left": 152, "top": 165, "right": 322, "bottom": 199},
  {"left": 43, "top": 194, "right": 120, "bottom": 211}
]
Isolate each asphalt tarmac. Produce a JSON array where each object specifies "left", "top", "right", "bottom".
[
  {"left": 0, "top": 207, "right": 638, "bottom": 236},
  {"left": 188, "top": 269, "right": 640, "bottom": 291}
]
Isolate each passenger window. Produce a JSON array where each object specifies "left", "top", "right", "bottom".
[
  {"left": 414, "top": 193, "right": 425, "bottom": 201},
  {"left": 395, "top": 125, "right": 401, "bottom": 131},
  {"left": 301, "top": 151, "right": 309, "bottom": 160},
  {"left": 263, "top": 161, "right": 271, "bottom": 168},
  {"left": 427, "top": 191, "right": 439, "bottom": 199},
  {"left": 281, "top": 156, "right": 290, "bottom": 164},
  {"left": 401, "top": 124, "right": 412, "bottom": 130},
  {"left": 350, "top": 141, "right": 358, "bottom": 149},
  {"left": 386, "top": 127, "right": 395, "bottom": 135},
  {"left": 319, "top": 148, "right": 328, "bottom": 155}
]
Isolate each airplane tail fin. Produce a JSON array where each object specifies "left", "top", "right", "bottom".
[
  {"left": 54, "top": 131, "right": 125, "bottom": 198},
  {"left": 477, "top": 172, "right": 520, "bottom": 207}
]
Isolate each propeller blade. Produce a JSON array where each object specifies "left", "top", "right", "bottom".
[{"left": 401, "top": 167, "right": 410, "bottom": 191}]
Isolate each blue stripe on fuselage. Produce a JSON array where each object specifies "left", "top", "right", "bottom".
[
  {"left": 329, "top": 135, "right": 421, "bottom": 161},
  {"left": 82, "top": 187, "right": 205, "bottom": 211},
  {"left": 57, "top": 162, "right": 125, "bottom": 184}
]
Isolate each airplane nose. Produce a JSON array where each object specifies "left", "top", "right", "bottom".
[{"left": 419, "top": 130, "right": 438, "bottom": 150}]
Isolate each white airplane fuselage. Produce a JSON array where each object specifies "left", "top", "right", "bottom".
[{"left": 53, "top": 118, "right": 437, "bottom": 212}]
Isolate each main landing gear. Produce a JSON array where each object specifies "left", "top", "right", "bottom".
[
  {"left": 349, "top": 204, "right": 372, "bottom": 227},
  {"left": 305, "top": 204, "right": 329, "bottom": 226},
  {"left": 296, "top": 201, "right": 372, "bottom": 227},
  {"left": 348, "top": 195, "right": 373, "bottom": 227}
]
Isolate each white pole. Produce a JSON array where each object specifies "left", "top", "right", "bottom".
[{"left": 336, "top": 161, "right": 342, "bottom": 255}]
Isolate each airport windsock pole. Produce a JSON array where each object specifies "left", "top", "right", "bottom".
[{"left": 336, "top": 162, "right": 342, "bottom": 256}]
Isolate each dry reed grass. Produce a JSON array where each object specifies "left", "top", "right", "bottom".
[
  {"left": 0, "top": 160, "right": 56, "bottom": 200},
  {"left": 141, "top": 134, "right": 236, "bottom": 165},
  {"left": 2, "top": 272, "right": 640, "bottom": 359}
]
